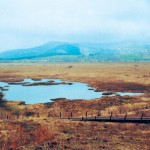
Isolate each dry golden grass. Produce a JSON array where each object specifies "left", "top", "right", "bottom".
[
  {"left": 0, "top": 62, "right": 149, "bottom": 85},
  {"left": 0, "top": 118, "right": 150, "bottom": 150},
  {"left": 0, "top": 62, "right": 150, "bottom": 149}
]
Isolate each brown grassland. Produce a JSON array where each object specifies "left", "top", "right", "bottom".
[{"left": 0, "top": 62, "right": 150, "bottom": 149}]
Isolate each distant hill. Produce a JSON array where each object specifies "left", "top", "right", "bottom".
[{"left": 0, "top": 41, "right": 150, "bottom": 62}]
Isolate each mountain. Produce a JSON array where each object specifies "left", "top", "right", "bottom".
[
  {"left": 0, "top": 42, "right": 82, "bottom": 60},
  {"left": 0, "top": 41, "right": 150, "bottom": 62}
]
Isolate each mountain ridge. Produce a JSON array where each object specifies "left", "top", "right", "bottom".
[{"left": 0, "top": 41, "right": 150, "bottom": 62}]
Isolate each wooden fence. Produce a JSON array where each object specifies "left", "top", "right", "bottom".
[{"left": 0, "top": 111, "right": 150, "bottom": 124}]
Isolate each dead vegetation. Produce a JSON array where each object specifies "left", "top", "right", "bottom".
[
  {"left": 0, "top": 119, "right": 150, "bottom": 150},
  {"left": 0, "top": 62, "right": 150, "bottom": 149}
]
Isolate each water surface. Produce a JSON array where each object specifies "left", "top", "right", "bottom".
[{"left": 0, "top": 79, "right": 142, "bottom": 104}]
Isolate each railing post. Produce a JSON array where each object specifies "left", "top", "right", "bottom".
[
  {"left": 82, "top": 116, "right": 84, "bottom": 120},
  {"left": 48, "top": 112, "right": 50, "bottom": 118},
  {"left": 95, "top": 116, "right": 96, "bottom": 120},
  {"left": 86, "top": 112, "right": 88, "bottom": 118},
  {"left": 141, "top": 113, "right": 144, "bottom": 120},
  {"left": 37, "top": 113, "right": 39, "bottom": 118},
  {"left": 124, "top": 113, "right": 127, "bottom": 120},
  {"left": 71, "top": 112, "right": 73, "bottom": 118},
  {"left": 98, "top": 111, "right": 100, "bottom": 117},
  {"left": 110, "top": 112, "right": 112, "bottom": 120}
]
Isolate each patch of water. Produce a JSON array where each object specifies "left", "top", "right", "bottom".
[
  {"left": 23, "top": 78, "right": 62, "bottom": 83},
  {"left": 0, "top": 79, "right": 142, "bottom": 104}
]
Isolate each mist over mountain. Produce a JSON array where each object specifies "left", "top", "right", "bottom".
[{"left": 0, "top": 41, "right": 150, "bottom": 62}]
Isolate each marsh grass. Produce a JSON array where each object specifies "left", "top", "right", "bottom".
[{"left": 0, "top": 63, "right": 149, "bottom": 149}]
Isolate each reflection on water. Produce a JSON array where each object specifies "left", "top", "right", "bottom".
[{"left": 0, "top": 79, "right": 142, "bottom": 104}]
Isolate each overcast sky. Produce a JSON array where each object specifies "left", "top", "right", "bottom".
[{"left": 0, "top": 0, "right": 150, "bottom": 52}]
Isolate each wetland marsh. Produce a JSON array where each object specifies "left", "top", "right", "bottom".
[
  {"left": 0, "top": 78, "right": 142, "bottom": 104},
  {"left": 0, "top": 63, "right": 149, "bottom": 150}
]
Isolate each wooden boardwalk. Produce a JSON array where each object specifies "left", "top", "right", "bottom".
[
  {"left": 62, "top": 117, "right": 150, "bottom": 124},
  {"left": 0, "top": 112, "right": 150, "bottom": 124}
]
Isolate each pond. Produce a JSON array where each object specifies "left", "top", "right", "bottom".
[{"left": 0, "top": 79, "right": 142, "bottom": 104}]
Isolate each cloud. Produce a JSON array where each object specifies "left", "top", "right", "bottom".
[{"left": 0, "top": 0, "right": 150, "bottom": 51}]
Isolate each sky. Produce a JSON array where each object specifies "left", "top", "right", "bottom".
[{"left": 0, "top": 0, "right": 150, "bottom": 52}]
